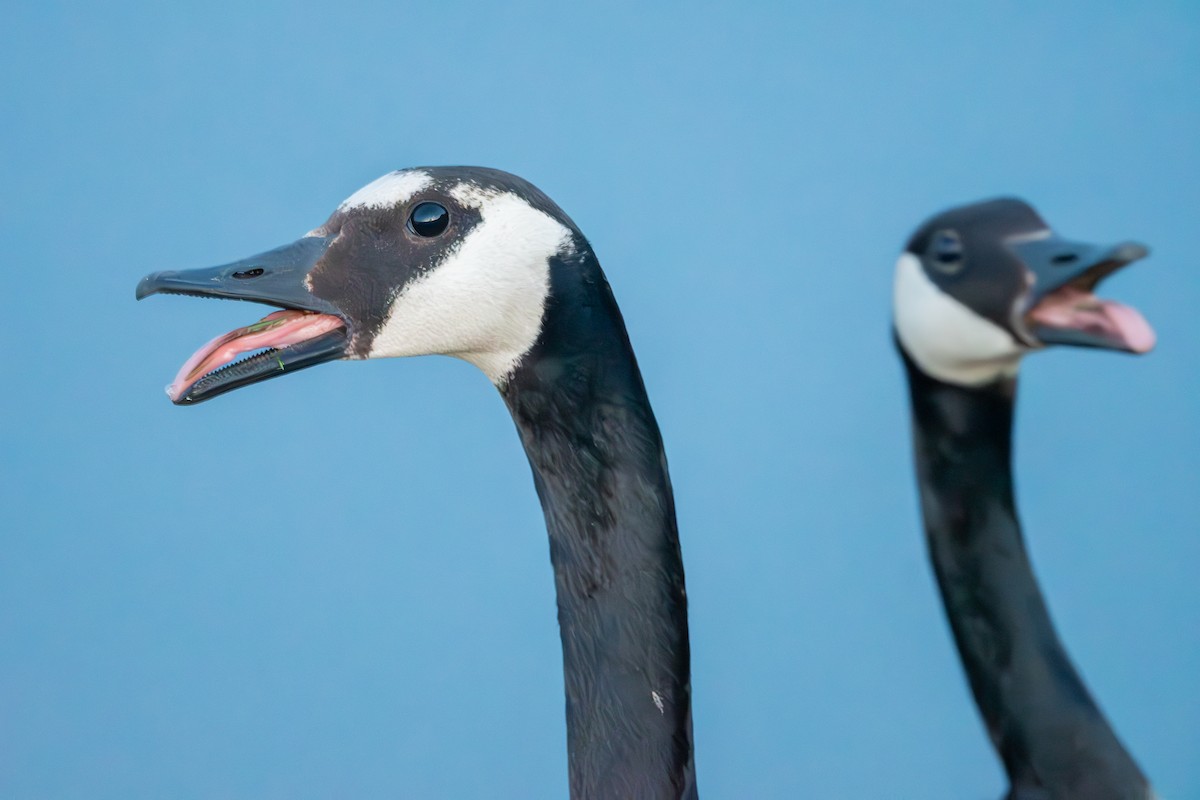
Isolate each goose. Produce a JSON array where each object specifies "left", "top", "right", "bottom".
[
  {"left": 892, "top": 197, "right": 1156, "bottom": 799},
  {"left": 137, "top": 167, "right": 698, "bottom": 799}
]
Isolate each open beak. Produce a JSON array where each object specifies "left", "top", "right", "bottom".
[
  {"left": 1011, "top": 236, "right": 1155, "bottom": 354},
  {"left": 136, "top": 236, "right": 350, "bottom": 405}
]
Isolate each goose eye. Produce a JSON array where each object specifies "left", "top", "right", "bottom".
[
  {"left": 408, "top": 202, "right": 450, "bottom": 237},
  {"left": 930, "top": 229, "right": 964, "bottom": 273}
]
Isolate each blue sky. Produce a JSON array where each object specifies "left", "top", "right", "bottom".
[{"left": 2, "top": 2, "right": 1197, "bottom": 797}]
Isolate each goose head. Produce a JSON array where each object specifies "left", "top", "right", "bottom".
[
  {"left": 137, "top": 167, "right": 581, "bottom": 403},
  {"left": 892, "top": 198, "right": 1155, "bottom": 386}
]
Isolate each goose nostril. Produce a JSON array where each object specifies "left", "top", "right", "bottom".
[
  {"left": 233, "top": 268, "right": 265, "bottom": 279},
  {"left": 1051, "top": 253, "right": 1078, "bottom": 265}
]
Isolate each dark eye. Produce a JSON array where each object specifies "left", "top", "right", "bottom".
[
  {"left": 930, "top": 229, "right": 964, "bottom": 273},
  {"left": 408, "top": 202, "right": 450, "bottom": 237}
]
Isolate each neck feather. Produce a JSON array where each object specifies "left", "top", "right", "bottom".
[
  {"left": 902, "top": 351, "right": 1149, "bottom": 798},
  {"left": 501, "top": 246, "right": 697, "bottom": 800}
]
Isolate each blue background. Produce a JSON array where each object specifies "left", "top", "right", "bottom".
[{"left": 2, "top": 2, "right": 1196, "bottom": 797}]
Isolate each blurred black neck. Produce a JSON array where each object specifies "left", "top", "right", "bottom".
[
  {"left": 902, "top": 353, "right": 1149, "bottom": 799},
  {"left": 501, "top": 246, "right": 697, "bottom": 799}
]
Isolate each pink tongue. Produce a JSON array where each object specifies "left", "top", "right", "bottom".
[
  {"left": 1027, "top": 286, "right": 1156, "bottom": 353},
  {"left": 168, "top": 310, "right": 345, "bottom": 401}
]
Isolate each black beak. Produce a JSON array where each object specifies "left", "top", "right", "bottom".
[
  {"left": 1010, "top": 236, "right": 1149, "bottom": 306},
  {"left": 136, "top": 235, "right": 339, "bottom": 311},
  {"left": 136, "top": 236, "right": 350, "bottom": 405},
  {"left": 1009, "top": 235, "right": 1154, "bottom": 352}
]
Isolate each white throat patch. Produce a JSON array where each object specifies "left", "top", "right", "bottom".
[
  {"left": 367, "top": 186, "right": 573, "bottom": 384},
  {"left": 892, "top": 253, "right": 1024, "bottom": 386},
  {"left": 339, "top": 170, "right": 432, "bottom": 211}
]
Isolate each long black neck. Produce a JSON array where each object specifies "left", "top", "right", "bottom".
[
  {"left": 501, "top": 244, "right": 697, "bottom": 800},
  {"left": 901, "top": 352, "right": 1150, "bottom": 799}
]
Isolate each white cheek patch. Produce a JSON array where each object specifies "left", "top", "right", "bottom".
[
  {"left": 368, "top": 190, "right": 573, "bottom": 384},
  {"left": 893, "top": 253, "right": 1024, "bottom": 386},
  {"left": 338, "top": 170, "right": 433, "bottom": 211}
]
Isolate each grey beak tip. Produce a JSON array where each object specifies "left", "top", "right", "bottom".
[
  {"left": 136, "top": 270, "right": 182, "bottom": 300},
  {"left": 135, "top": 274, "right": 157, "bottom": 301},
  {"left": 1115, "top": 242, "right": 1150, "bottom": 262}
]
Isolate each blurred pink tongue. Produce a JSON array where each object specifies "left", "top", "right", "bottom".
[
  {"left": 168, "top": 310, "right": 345, "bottom": 401},
  {"left": 1027, "top": 285, "right": 1155, "bottom": 353}
]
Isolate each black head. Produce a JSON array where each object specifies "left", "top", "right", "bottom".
[
  {"left": 893, "top": 198, "right": 1154, "bottom": 386},
  {"left": 136, "top": 167, "right": 586, "bottom": 403}
]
